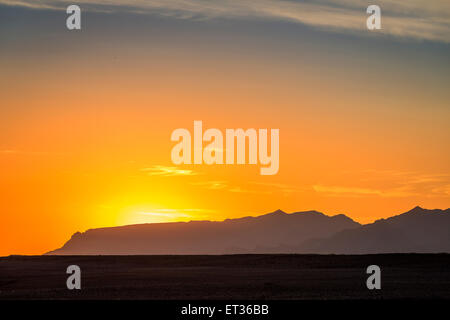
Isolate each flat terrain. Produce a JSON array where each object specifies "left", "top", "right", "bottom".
[{"left": 0, "top": 254, "right": 449, "bottom": 299}]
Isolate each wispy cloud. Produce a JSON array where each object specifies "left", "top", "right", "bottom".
[
  {"left": 314, "top": 184, "right": 382, "bottom": 196},
  {"left": 2, "top": 0, "right": 449, "bottom": 42},
  {"left": 139, "top": 208, "right": 213, "bottom": 217},
  {"left": 251, "top": 181, "right": 303, "bottom": 194},
  {"left": 191, "top": 180, "right": 228, "bottom": 190},
  {"left": 141, "top": 165, "right": 199, "bottom": 176},
  {"left": 313, "top": 184, "right": 424, "bottom": 198},
  {"left": 137, "top": 208, "right": 214, "bottom": 222},
  {"left": 0, "top": 149, "right": 17, "bottom": 154},
  {"left": 431, "top": 184, "right": 450, "bottom": 196},
  {"left": 192, "top": 180, "right": 274, "bottom": 194},
  {"left": 0, "top": 149, "right": 62, "bottom": 156},
  {"left": 228, "top": 186, "right": 252, "bottom": 193},
  {"left": 314, "top": 171, "right": 450, "bottom": 198}
]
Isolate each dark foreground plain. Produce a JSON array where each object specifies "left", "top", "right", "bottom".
[{"left": 0, "top": 254, "right": 449, "bottom": 299}]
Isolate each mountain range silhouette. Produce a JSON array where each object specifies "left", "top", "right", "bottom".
[{"left": 46, "top": 206, "right": 450, "bottom": 255}]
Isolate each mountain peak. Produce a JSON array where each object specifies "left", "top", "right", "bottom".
[
  {"left": 291, "top": 210, "right": 325, "bottom": 217},
  {"left": 332, "top": 213, "right": 358, "bottom": 223},
  {"left": 406, "top": 206, "right": 426, "bottom": 214},
  {"left": 261, "top": 209, "right": 286, "bottom": 217}
]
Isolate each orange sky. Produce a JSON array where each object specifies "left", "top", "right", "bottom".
[{"left": 0, "top": 1, "right": 449, "bottom": 255}]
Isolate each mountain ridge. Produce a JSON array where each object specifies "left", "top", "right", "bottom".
[
  {"left": 46, "top": 209, "right": 360, "bottom": 255},
  {"left": 46, "top": 207, "right": 450, "bottom": 255},
  {"left": 297, "top": 207, "right": 450, "bottom": 254}
]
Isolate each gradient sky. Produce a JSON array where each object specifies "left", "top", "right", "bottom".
[{"left": 1, "top": 0, "right": 449, "bottom": 255}]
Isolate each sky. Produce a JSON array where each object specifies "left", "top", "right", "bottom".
[{"left": 0, "top": 0, "right": 449, "bottom": 255}]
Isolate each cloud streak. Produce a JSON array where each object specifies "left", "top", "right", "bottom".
[
  {"left": 0, "top": 149, "right": 62, "bottom": 156},
  {"left": 314, "top": 171, "right": 450, "bottom": 198},
  {"left": 141, "top": 165, "right": 199, "bottom": 176},
  {"left": 139, "top": 208, "right": 214, "bottom": 217},
  {"left": 1, "top": 0, "right": 449, "bottom": 42}
]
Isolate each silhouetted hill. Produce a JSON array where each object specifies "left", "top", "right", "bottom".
[
  {"left": 46, "top": 210, "right": 360, "bottom": 255},
  {"left": 297, "top": 207, "right": 450, "bottom": 253},
  {"left": 46, "top": 207, "right": 450, "bottom": 255}
]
